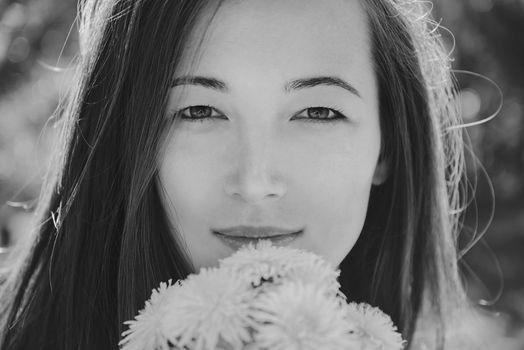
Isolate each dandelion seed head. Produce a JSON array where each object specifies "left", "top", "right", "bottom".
[
  {"left": 345, "top": 302, "right": 406, "bottom": 350},
  {"left": 119, "top": 279, "right": 180, "bottom": 350},
  {"left": 160, "top": 267, "right": 257, "bottom": 350},
  {"left": 220, "top": 240, "right": 341, "bottom": 296},
  {"left": 250, "top": 282, "right": 354, "bottom": 350}
]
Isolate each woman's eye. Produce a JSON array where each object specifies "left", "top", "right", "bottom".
[
  {"left": 175, "top": 105, "right": 226, "bottom": 122},
  {"left": 293, "top": 107, "right": 347, "bottom": 123}
]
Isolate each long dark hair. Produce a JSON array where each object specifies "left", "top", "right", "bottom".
[
  {"left": 340, "top": 1, "right": 467, "bottom": 347},
  {"left": 0, "top": 0, "right": 468, "bottom": 349}
]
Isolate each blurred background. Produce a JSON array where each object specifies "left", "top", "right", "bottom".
[{"left": 0, "top": 0, "right": 522, "bottom": 347}]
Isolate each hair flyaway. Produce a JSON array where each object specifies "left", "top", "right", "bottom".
[{"left": 0, "top": 0, "right": 473, "bottom": 349}]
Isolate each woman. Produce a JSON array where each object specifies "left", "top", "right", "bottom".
[{"left": 0, "top": 0, "right": 471, "bottom": 348}]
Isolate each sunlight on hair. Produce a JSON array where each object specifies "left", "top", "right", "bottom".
[{"left": 448, "top": 70, "right": 504, "bottom": 130}]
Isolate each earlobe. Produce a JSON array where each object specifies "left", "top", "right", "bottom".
[{"left": 372, "top": 159, "right": 389, "bottom": 185}]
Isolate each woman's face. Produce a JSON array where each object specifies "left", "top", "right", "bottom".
[{"left": 157, "top": 0, "right": 386, "bottom": 270}]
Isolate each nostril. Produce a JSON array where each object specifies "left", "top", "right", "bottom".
[{"left": 224, "top": 175, "right": 286, "bottom": 203}]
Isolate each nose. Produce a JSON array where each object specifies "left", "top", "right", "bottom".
[{"left": 224, "top": 128, "right": 287, "bottom": 204}]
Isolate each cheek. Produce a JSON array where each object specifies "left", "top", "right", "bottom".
[
  {"left": 157, "top": 140, "right": 232, "bottom": 270},
  {"left": 291, "top": 125, "right": 379, "bottom": 205},
  {"left": 290, "top": 131, "right": 380, "bottom": 265},
  {"left": 158, "top": 138, "right": 221, "bottom": 225}
]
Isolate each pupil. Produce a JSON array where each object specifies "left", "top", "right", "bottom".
[
  {"left": 308, "top": 107, "right": 328, "bottom": 119},
  {"left": 190, "top": 106, "right": 211, "bottom": 118}
]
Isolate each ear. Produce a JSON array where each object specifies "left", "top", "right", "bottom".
[{"left": 372, "top": 157, "right": 389, "bottom": 185}]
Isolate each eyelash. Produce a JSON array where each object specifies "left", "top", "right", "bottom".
[
  {"left": 293, "top": 106, "right": 347, "bottom": 123},
  {"left": 172, "top": 105, "right": 347, "bottom": 124},
  {"left": 174, "top": 105, "right": 227, "bottom": 123}
]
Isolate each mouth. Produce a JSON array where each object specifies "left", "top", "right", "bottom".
[{"left": 212, "top": 229, "right": 304, "bottom": 250}]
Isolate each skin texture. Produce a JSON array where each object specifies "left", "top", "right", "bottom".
[{"left": 157, "top": 0, "right": 387, "bottom": 270}]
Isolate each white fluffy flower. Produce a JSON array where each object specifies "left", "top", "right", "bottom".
[
  {"left": 219, "top": 240, "right": 297, "bottom": 287},
  {"left": 219, "top": 240, "right": 341, "bottom": 296},
  {"left": 249, "top": 281, "right": 354, "bottom": 350},
  {"left": 120, "top": 243, "right": 405, "bottom": 350},
  {"left": 160, "top": 267, "right": 257, "bottom": 350},
  {"left": 345, "top": 302, "right": 406, "bottom": 350},
  {"left": 284, "top": 256, "right": 342, "bottom": 298},
  {"left": 119, "top": 279, "right": 180, "bottom": 350}
]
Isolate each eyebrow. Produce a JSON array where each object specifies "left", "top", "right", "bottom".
[
  {"left": 171, "top": 76, "right": 228, "bottom": 90},
  {"left": 171, "top": 75, "right": 361, "bottom": 98},
  {"left": 285, "top": 76, "right": 361, "bottom": 98}
]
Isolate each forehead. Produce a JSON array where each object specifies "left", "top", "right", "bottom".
[{"left": 177, "top": 0, "right": 372, "bottom": 91}]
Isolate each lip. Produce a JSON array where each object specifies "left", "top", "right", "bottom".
[
  {"left": 212, "top": 225, "right": 304, "bottom": 238},
  {"left": 213, "top": 230, "right": 303, "bottom": 250}
]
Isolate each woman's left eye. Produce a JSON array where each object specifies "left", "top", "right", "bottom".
[
  {"left": 174, "top": 105, "right": 227, "bottom": 122},
  {"left": 292, "top": 107, "right": 347, "bottom": 123}
]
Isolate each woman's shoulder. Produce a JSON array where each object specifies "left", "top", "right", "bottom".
[{"left": 411, "top": 307, "right": 518, "bottom": 350}]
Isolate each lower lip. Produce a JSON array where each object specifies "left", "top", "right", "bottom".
[{"left": 213, "top": 231, "right": 303, "bottom": 250}]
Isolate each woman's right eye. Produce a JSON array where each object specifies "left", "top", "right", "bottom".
[{"left": 175, "top": 105, "right": 227, "bottom": 123}]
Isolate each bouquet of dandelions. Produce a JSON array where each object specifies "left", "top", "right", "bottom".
[{"left": 119, "top": 240, "right": 405, "bottom": 350}]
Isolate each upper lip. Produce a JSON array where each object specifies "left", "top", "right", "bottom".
[{"left": 212, "top": 225, "right": 304, "bottom": 238}]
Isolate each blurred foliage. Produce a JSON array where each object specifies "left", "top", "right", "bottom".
[
  {"left": 0, "top": 0, "right": 522, "bottom": 346},
  {"left": 433, "top": 0, "right": 524, "bottom": 344}
]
